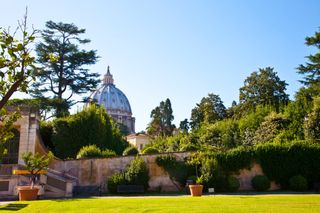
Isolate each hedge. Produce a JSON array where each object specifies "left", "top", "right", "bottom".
[{"left": 206, "top": 141, "right": 320, "bottom": 189}]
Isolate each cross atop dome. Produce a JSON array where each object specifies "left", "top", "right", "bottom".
[{"left": 103, "top": 66, "right": 114, "bottom": 85}]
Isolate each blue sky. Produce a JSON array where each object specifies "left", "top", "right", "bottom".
[{"left": 1, "top": 0, "right": 320, "bottom": 131}]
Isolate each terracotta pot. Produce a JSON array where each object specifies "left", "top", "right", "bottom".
[
  {"left": 189, "top": 184, "right": 203, "bottom": 196},
  {"left": 18, "top": 186, "right": 39, "bottom": 201}
]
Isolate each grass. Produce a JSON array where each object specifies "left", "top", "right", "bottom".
[{"left": 0, "top": 195, "right": 320, "bottom": 213}]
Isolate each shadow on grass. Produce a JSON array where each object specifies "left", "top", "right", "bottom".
[{"left": 0, "top": 204, "right": 28, "bottom": 211}]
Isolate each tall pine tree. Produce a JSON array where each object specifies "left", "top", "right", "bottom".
[
  {"left": 297, "top": 28, "right": 320, "bottom": 96},
  {"left": 32, "top": 21, "right": 99, "bottom": 117}
]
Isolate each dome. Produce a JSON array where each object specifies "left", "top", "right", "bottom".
[
  {"left": 90, "top": 84, "right": 132, "bottom": 114},
  {"left": 89, "top": 66, "right": 135, "bottom": 133}
]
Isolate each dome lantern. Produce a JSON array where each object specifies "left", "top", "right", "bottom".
[{"left": 103, "top": 66, "right": 114, "bottom": 85}]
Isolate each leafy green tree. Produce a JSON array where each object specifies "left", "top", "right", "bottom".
[
  {"left": 32, "top": 21, "right": 99, "bottom": 117},
  {"left": 239, "top": 67, "right": 289, "bottom": 111},
  {"left": 284, "top": 87, "right": 314, "bottom": 140},
  {"left": 52, "top": 105, "right": 128, "bottom": 159},
  {"left": 0, "top": 13, "right": 37, "bottom": 157},
  {"left": 297, "top": 28, "right": 320, "bottom": 96},
  {"left": 238, "top": 105, "right": 272, "bottom": 145},
  {"left": 304, "top": 97, "right": 320, "bottom": 142},
  {"left": 190, "top": 93, "right": 226, "bottom": 129},
  {"left": 147, "top": 98, "right": 175, "bottom": 137},
  {"left": 179, "top": 118, "right": 189, "bottom": 133},
  {"left": 252, "top": 112, "right": 288, "bottom": 144}
]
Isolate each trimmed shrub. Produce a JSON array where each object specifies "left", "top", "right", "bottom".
[
  {"left": 289, "top": 175, "right": 308, "bottom": 191},
  {"left": 227, "top": 176, "right": 240, "bottom": 192},
  {"left": 142, "top": 147, "right": 159, "bottom": 155},
  {"left": 101, "top": 149, "right": 117, "bottom": 158},
  {"left": 123, "top": 146, "right": 139, "bottom": 156},
  {"left": 107, "top": 173, "right": 126, "bottom": 193},
  {"left": 125, "top": 157, "right": 150, "bottom": 190},
  {"left": 251, "top": 175, "right": 270, "bottom": 191},
  {"left": 76, "top": 145, "right": 103, "bottom": 159},
  {"left": 76, "top": 145, "right": 117, "bottom": 159}
]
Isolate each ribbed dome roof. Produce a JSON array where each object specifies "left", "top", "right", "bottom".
[{"left": 90, "top": 67, "right": 132, "bottom": 114}]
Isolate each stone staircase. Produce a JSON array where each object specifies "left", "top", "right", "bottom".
[
  {"left": 0, "top": 165, "right": 78, "bottom": 199},
  {"left": 42, "top": 168, "right": 78, "bottom": 198}
]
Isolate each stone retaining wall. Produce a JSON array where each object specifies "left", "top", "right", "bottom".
[{"left": 50, "top": 153, "right": 280, "bottom": 192}]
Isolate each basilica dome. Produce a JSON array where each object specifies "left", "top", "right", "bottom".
[{"left": 89, "top": 67, "right": 135, "bottom": 133}]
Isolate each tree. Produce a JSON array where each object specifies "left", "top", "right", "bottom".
[
  {"left": 304, "top": 97, "right": 320, "bottom": 142},
  {"left": 297, "top": 28, "right": 320, "bottom": 96},
  {"left": 179, "top": 118, "right": 189, "bottom": 133},
  {"left": 147, "top": 98, "right": 175, "bottom": 137},
  {"left": 52, "top": 105, "right": 128, "bottom": 159},
  {"left": 32, "top": 21, "right": 99, "bottom": 117},
  {"left": 6, "top": 98, "right": 55, "bottom": 120},
  {"left": 0, "top": 12, "right": 37, "bottom": 157},
  {"left": 190, "top": 93, "right": 226, "bottom": 129},
  {"left": 252, "top": 112, "right": 288, "bottom": 144},
  {"left": 239, "top": 67, "right": 289, "bottom": 111}
]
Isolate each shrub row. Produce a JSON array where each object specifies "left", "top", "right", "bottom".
[{"left": 210, "top": 141, "right": 320, "bottom": 189}]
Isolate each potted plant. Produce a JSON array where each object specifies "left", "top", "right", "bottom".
[
  {"left": 15, "top": 152, "right": 53, "bottom": 201},
  {"left": 189, "top": 175, "right": 204, "bottom": 196},
  {"left": 187, "top": 152, "right": 204, "bottom": 196}
]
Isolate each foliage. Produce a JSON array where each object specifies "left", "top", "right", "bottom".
[
  {"left": 216, "top": 146, "right": 253, "bottom": 172},
  {"left": 107, "top": 157, "right": 149, "bottom": 192},
  {"left": 145, "top": 133, "right": 191, "bottom": 153},
  {"left": 0, "top": 109, "right": 20, "bottom": 157},
  {"left": 251, "top": 175, "right": 270, "bottom": 191},
  {"left": 76, "top": 145, "right": 116, "bottom": 159},
  {"left": 0, "top": 13, "right": 36, "bottom": 158},
  {"left": 22, "top": 151, "right": 53, "bottom": 187},
  {"left": 156, "top": 155, "right": 192, "bottom": 187},
  {"left": 107, "top": 173, "right": 126, "bottom": 193},
  {"left": 196, "top": 175, "right": 204, "bottom": 184},
  {"left": 289, "top": 175, "right": 308, "bottom": 191},
  {"left": 179, "top": 118, "right": 189, "bottom": 133},
  {"left": 7, "top": 98, "right": 57, "bottom": 120},
  {"left": 190, "top": 93, "right": 226, "bottom": 129},
  {"left": 124, "top": 157, "right": 149, "bottom": 190},
  {"left": 238, "top": 105, "right": 272, "bottom": 146},
  {"left": 297, "top": 28, "right": 320, "bottom": 96},
  {"left": 227, "top": 176, "right": 240, "bottom": 192},
  {"left": 122, "top": 146, "right": 139, "bottom": 156},
  {"left": 0, "top": 13, "right": 37, "bottom": 110},
  {"left": 252, "top": 112, "right": 289, "bottom": 144},
  {"left": 304, "top": 97, "right": 320, "bottom": 142},
  {"left": 198, "top": 119, "right": 241, "bottom": 149},
  {"left": 147, "top": 98, "right": 175, "bottom": 137},
  {"left": 239, "top": 67, "right": 289, "bottom": 111},
  {"left": 39, "top": 121, "right": 54, "bottom": 151},
  {"left": 52, "top": 105, "right": 128, "bottom": 159},
  {"left": 31, "top": 20, "right": 99, "bottom": 118},
  {"left": 141, "top": 147, "right": 159, "bottom": 155}
]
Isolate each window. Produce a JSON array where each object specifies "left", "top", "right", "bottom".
[{"left": 140, "top": 144, "right": 143, "bottom": 150}]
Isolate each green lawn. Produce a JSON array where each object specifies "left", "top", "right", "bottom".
[{"left": 0, "top": 195, "right": 320, "bottom": 213}]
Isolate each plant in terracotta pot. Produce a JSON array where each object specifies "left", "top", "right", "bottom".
[
  {"left": 16, "top": 152, "right": 53, "bottom": 201},
  {"left": 187, "top": 152, "right": 204, "bottom": 196}
]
